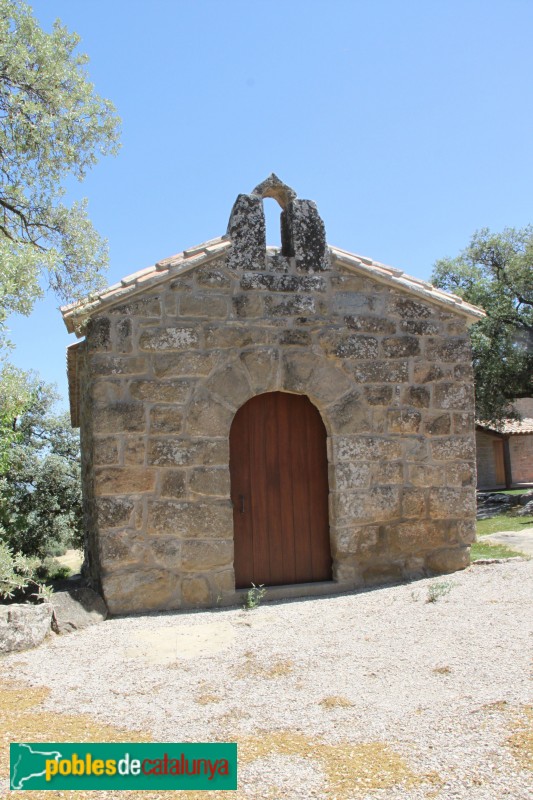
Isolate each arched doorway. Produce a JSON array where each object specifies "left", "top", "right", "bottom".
[{"left": 229, "top": 392, "right": 332, "bottom": 589}]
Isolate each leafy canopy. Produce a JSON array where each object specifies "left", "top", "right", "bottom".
[
  {"left": 0, "top": 373, "right": 82, "bottom": 559},
  {"left": 432, "top": 226, "right": 533, "bottom": 424},
  {"left": 0, "top": 0, "right": 120, "bottom": 343}
]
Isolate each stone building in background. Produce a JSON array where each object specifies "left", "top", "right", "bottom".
[{"left": 61, "top": 175, "right": 485, "bottom": 614}]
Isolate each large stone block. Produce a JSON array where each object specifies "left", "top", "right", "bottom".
[
  {"left": 425, "top": 547, "right": 470, "bottom": 574},
  {"left": 333, "top": 486, "right": 401, "bottom": 523},
  {"left": 399, "top": 319, "right": 441, "bottom": 335},
  {"left": 86, "top": 317, "right": 111, "bottom": 351},
  {"left": 240, "top": 348, "right": 279, "bottom": 393},
  {"left": 115, "top": 318, "right": 132, "bottom": 353},
  {"left": 445, "top": 461, "right": 476, "bottom": 487},
  {"left": 402, "top": 386, "right": 431, "bottom": 408},
  {"left": 282, "top": 351, "right": 352, "bottom": 404},
  {"left": 433, "top": 383, "right": 475, "bottom": 411},
  {"left": 51, "top": 588, "right": 107, "bottom": 635},
  {"left": 160, "top": 469, "right": 187, "bottom": 498},
  {"left": 111, "top": 296, "right": 161, "bottom": 317},
  {"left": 123, "top": 436, "right": 146, "bottom": 465},
  {"left": 149, "top": 406, "right": 184, "bottom": 434},
  {"left": 328, "top": 392, "right": 371, "bottom": 434},
  {"left": 407, "top": 464, "right": 446, "bottom": 487},
  {"left": 205, "top": 363, "right": 251, "bottom": 409},
  {"left": 387, "top": 409, "right": 422, "bottom": 433},
  {"left": 129, "top": 379, "right": 191, "bottom": 404},
  {"left": 240, "top": 273, "right": 326, "bottom": 292},
  {"left": 93, "top": 437, "right": 119, "bottom": 466},
  {"left": 333, "top": 461, "right": 372, "bottom": 490},
  {"left": 148, "top": 437, "right": 228, "bottom": 466},
  {"left": 429, "top": 487, "right": 476, "bottom": 519},
  {"left": 179, "top": 294, "right": 228, "bottom": 318},
  {"left": 349, "top": 361, "right": 409, "bottom": 383},
  {"left": 424, "top": 413, "right": 452, "bottom": 436},
  {"left": 265, "top": 294, "right": 316, "bottom": 317},
  {"left": 0, "top": 603, "right": 52, "bottom": 654},
  {"left": 232, "top": 294, "right": 264, "bottom": 319},
  {"left": 151, "top": 537, "right": 182, "bottom": 569},
  {"left": 401, "top": 487, "right": 427, "bottom": 518},
  {"left": 95, "top": 467, "right": 156, "bottom": 495},
  {"left": 181, "top": 539, "right": 233, "bottom": 571},
  {"left": 204, "top": 325, "right": 273, "bottom": 349},
  {"left": 425, "top": 337, "right": 471, "bottom": 362},
  {"left": 333, "top": 436, "right": 403, "bottom": 462},
  {"left": 100, "top": 529, "right": 153, "bottom": 569},
  {"left": 431, "top": 436, "right": 476, "bottom": 461},
  {"left": 190, "top": 467, "right": 231, "bottom": 497},
  {"left": 139, "top": 326, "right": 200, "bottom": 351},
  {"left": 102, "top": 569, "right": 181, "bottom": 614},
  {"left": 413, "top": 363, "right": 452, "bottom": 383},
  {"left": 91, "top": 355, "right": 149, "bottom": 376},
  {"left": 195, "top": 266, "right": 232, "bottom": 289},
  {"left": 147, "top": 500, "right": 232, "bottom": 537},
  {"left": 372, "top": 461, "right": 404, "bottom": 484},
  {"left": 181, "top": 576, "right": 211, "bottom": 606},
  {"left": 187, "top": 393, "right": 234, "bottom": 437},
  {"left": 153, "top": 352, "right": 219, "bottom": 378},
  {"left": 385, "top": 521, "right": 443, "bottom": 556},
  {"left": 344, "top": 314, "right": 396, "bottom": 334},
  {"left": 391, "top": 297, "right": 433, "bottom": 319},
  {"left": 364, "top": 385, "right": 394, "bottom": 406},
  {"left": 382, "top": 336, "right": 420, "bottom": 358},
  {"left": 95, "top": 497, "right": 135, "bottom": 528},
  {"left": 94, "top": 402, "right": 145, "bottom": 433},
  {"left": 331, "top": 525, "right": 381, "bottom": 558}
]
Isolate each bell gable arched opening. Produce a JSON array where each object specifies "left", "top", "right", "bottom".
[{"left": 229, "top": 391, "right": 332, "bottom": 589}]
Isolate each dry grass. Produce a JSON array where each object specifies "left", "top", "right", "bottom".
[
  {"left": 234, "top": 651, "right": 293, "bottom": 679},
  {"left": 507, "top": 704, "right": 533, "bottom": 772},
  {"left": 0, "top": 677, "right": 440, "bottom": 799},
  {"left": 236, "top": 729, "right": 428, "bottom": 797},
  {"left": 319, "top": 695, "right": 354, "bottom": 709}
]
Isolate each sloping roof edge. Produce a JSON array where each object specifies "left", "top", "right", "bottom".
[
  {"left": 61, "top": 236, "right": 485, "bottom": 336},
  {"left": 476, "top": 419, "right": 533, "bottom": 435}
]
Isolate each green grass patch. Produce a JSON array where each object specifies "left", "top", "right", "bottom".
[
  {"left": 489, "top": 488, "right": 533, "bottom": 496},
  {"left": 471, "top": 540, "right": 525, "bottom": 560},
  {"left": 477, "top": 514, "right": 533, "bottom": 537}
]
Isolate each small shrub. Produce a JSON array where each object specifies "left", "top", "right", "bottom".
[
  {"left": 0, "top": 540, "right": 39, "bottom": 600},
  {"left": 426, "top": 580, "right": 454, "bottom": 603},
  {"left": 243, "top": 583, "right": 266, "bottom": 611}
]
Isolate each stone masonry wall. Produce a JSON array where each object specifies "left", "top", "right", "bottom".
[
  {"left": 509, "top": 435, "right": 533, "bottom": 485},
  {"left": 82, "top": 242, "right": 478, "bottom": 614}
]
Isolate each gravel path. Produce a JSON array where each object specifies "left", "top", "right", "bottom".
[{"left": 2, "top": 560, "right": 532, "bottom": 799}]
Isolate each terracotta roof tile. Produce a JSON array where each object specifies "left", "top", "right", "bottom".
[{"left": 61, "top": 236, "right": 485, "bottom": 335}]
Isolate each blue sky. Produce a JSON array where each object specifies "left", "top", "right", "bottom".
[{"left": 6, "top": 0, "right": 533, "bottom": 408}]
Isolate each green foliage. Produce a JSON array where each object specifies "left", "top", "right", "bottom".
[
  {"left": 477, "top": 513, "right": 533, "bottom": 537},
  {"left": 470, "top": 540, "right": 525, "bottom": 560},
  {"left": 426, "top": 580, "right": 454, "bottom": 603},
  {"left": 0, "top": 539, "right": 38, "bottom": 599},
  {"left": 243, "top": 583, "right": 267, "bottom": 611},
  {"left": 432, "top": 226, "right": 533, "bottom": 424},
  {"left": 0, "top": 362, "right": 36, "bottom": 473},
  {"left": 0, "top": 376, "right": 82, "bottom": 559},
  {"left": 0, "top": 0, "right": 120, "bottom": 345}
]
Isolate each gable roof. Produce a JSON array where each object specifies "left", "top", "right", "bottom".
[{"left": 61, "top": 236, "right": 485, "bottom": 335}]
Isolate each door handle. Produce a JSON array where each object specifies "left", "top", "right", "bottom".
[{"left": 239, "top": 494, "right": 245, "bottom": 514}]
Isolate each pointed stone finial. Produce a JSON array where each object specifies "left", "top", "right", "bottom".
[{"left": 252, "top": 174, "right": 297, "bottom": 210}]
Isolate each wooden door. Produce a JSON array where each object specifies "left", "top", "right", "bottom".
[{"left": 230, "top": 391, "right": 332, "bottom": 589}]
